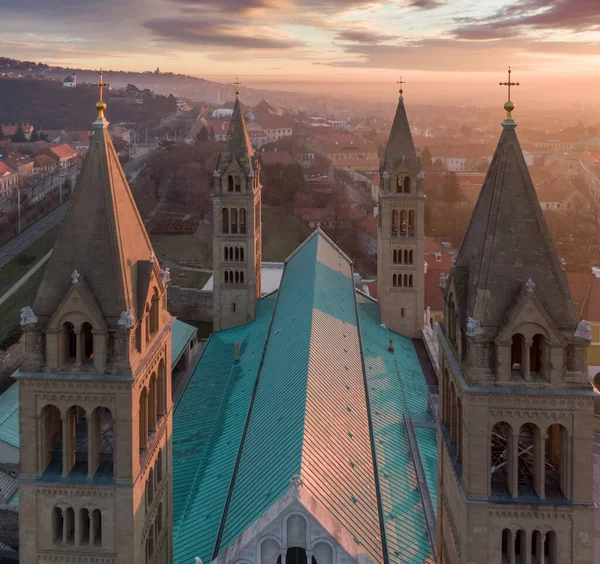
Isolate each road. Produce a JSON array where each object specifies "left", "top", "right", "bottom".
[
  {"left": 0, "top": 147, "right": 155, "bottom": 269},
  {"left": 0, "top": 204, "right": 67, "bottom": 269}
]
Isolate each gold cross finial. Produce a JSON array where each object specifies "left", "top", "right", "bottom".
[
  {"left": 92, "top": 69, "right": 111, "bottom": 122},
  {"left": 234, "top": 77, "right": 242, "bottom": 99},
  {"left": 397, "top": 76, "right": 406, "bottom": 97},
  {"left": 499, "top": 66, "right": 519, "bottom": 122}
]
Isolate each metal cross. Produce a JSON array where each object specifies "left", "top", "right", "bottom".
[
  {"left": 233, "top": 77, "right": 242, "bottom": 98},
  {"left": 397, "top": 76, "right": 406, "bottom": 95},
  {"left": 499, "top": 67, "right": 519, "bottom": 102},
  {"left": 92, "top": 69, "right": 111, "bottom": 102}
]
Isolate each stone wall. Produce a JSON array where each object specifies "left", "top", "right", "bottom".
[{"left": 167, "top": 285, "right": 213, "bottom": 322}]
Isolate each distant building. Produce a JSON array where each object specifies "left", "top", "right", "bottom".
[
  {"left": 0, "top": 160, "right": 19, "bottom": 198},
  {"left": 62, "top": 73, "right": 76, "bottom": 88},
  {"left": 2, "top": 123, "right": 34, "bottom": 141}
]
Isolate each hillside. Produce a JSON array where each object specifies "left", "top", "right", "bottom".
[{"left": 0, "top": 78, "right": 177, "bottom": 130}]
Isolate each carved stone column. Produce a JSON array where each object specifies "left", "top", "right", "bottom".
[
  {"left": 509, "top": 432, "right": 519, "bottom": 498},
  {"left": 62, "top": 415, "right": 72, "bottom": 477},
  {"left": 74, "top": 327, "right": 83, "bottom": 366},
  {"left": 507, "top": 529, "right": 515, "bottom": 564}
]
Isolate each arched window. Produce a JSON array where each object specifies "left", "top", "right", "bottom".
[
  {"left": 515, "top": 529, "right": 526, "bottom": 564},
  {"left": 545, "top": 531, "right": 557, "bottom": 564},
  {"left": 409, "top": 274, "right": 413, "bottom": 287},
  {"left": 80, "top": 508, "right": 90, "bottom": 545},
  {"left": 518, "top": 423, "right": 541, "bottom": 497},
  {"left": 399, "top": 210, "right": 407, "bottom": 236},
  {"left": 234, "top": 247, "right": 239, "bottom": 261},
  {"left": 62, "top": 322, "right": 76, "bottom": 364},
  {"left": 52, "top": 507, "right": 64, "bottom": 544},
  {"left": 240, "top": 271, "right": 245, "bottom": 284},
  {"left": 41, "top": 404, "right": 62, "bottom": 474},
  {"left": 224, "top": 270, "right": 229, "bottom": 284},
  {"left": 545, "top": 424, "right": 568, "bottom": 499},
  {"left": 279, "top": 548, "right": 318, "bottom": 564},
  {"left": 403, "top": 274, "right": 408, "bottom": 287},
  {"left": 145, "top": 304, "right": 151, "bottom": 344},
  {"left": 511, "top": 333, "right": 526, "bottom": 378},
  {"left": 139, "top": 388, "right": 148, "bottom": 451},
  {"left": 150, "top": 290, "right": 159, "bottom": 334},
  {"left": 501, "top": 529, "right": 511, "bottom": 562},
  {"left": 81, "top": 322, "right": 93, "bottom": 361},
  {"left": 491, "top": 422, "right": 513, "bottom": 496},
  {"left": 393, "top": 274, "right": 397, "bottom": 287},
  {"left": 147, "top": 468, "right": 154, "bottom": 506},
  {"left": 240, "top": 208, "right": 247, "bottom": 234},
  {"left": 391, "top": 210, "right": 398, "bottom": 236},
  {"left": 531, "top": 530, "right": 542, "bottom": 564},
  {"left": 222, "top": 208, "right": 229, "bottom": 234},
  {"left": 156, "top": 449, "right": 163, "bottom": 484},
  {"left": 231, "top": 208, "right": 238, "bottom": 234},
  {"left": 234, "top": 175, "right": 241, "bottom": 192},
  {"left": 146, "top": 526, "right": 155, "bottom": 559},
  {"left": 409, "top": 250, "right": 413, "bottom": 264},
  {"left": 240, "top": 246, "right": 245, "bottom": 262},
  {"left": 65, "top": 507, "right": 75, "bottom": 545},
  {"left": 157, "top": 359, "right": 166, "bottom": 416},
  {"left": 313, "top": 542, "right": 333, "bottom": 564},
  {"left": 408, "top": 210, "right": 415, "bottom": 236},
  {"left": 531, "top": 334, "right": 546, "bottom": 378},
  {"left": 403, "top": 176, "right": 410, "bottom": 194},
  {"left": 66, "top": 406, "right": 88, "bottom": 475},
  {"left": 148, "top": 373, "right": 157, "bottom": 433},
  {"left": 393, "top": 249, "right": 397, "bottom": 263},
  {"left": 228, "top": 175, "right": 234, "bottom": 192},
  {"left": 89, "top": 407, "right": 114, "bottom": 477},
  {"left": 92, "top": 509, "right": 102, "bottom": 546},
  {"left": 235, "top": 271, "right": 240, "bottom": 284}
]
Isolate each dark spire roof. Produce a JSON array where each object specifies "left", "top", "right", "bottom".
[
  {"left": 217, "top": 95, "right": 255, "bottom": 176},
  {"left": 453, "top": 119, "right": 579, "bottom": 331},
  {"left": 34, "top": 105, "right": 155, "bottom": 323},
  {"left": 381, "top": 95, "right": 420, "bottom": 176}
]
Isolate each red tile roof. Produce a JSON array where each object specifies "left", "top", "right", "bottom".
[
  {"left": 48, "top": 144, "right": 77, "bottom": 159},
  {"left": 0, "top": 161, "right": 17, "bottom": 177},
  {"left": 33, "top": 154, "right": 56, "bottom": 168},
  {"left": 425, "top": 269, "right": 446, "bottom": 312},
  {"left": 254, "top": 116, "right": 294, "bottom": 131}
]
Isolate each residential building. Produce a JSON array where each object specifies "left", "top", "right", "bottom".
[
  {"left": 62, "top": 73, "right": 76, "bottom": 87},
  {"left": 0, "top": 161, "right": 18, "bottom": 198},
  {"left": 42, "top": 143, "right": 79, "bottom": 167},
  {"left": 3, "top": 154, "right": 33, "bottom": 178},
  {"left": 210, "top": 118, "right": 231, "bottom": 142},
  {"left": 254, "top": 116, "right": 294, "bottom": 143},
  {"left": 1, "top": 123, "right": 34, "bottom": 141}
]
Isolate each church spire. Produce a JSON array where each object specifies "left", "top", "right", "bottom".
[
  {"left": 33, "top": 76, "right": 157, "bottom": 327},
  {"left": 381, "top": 78, "right": 420, "bottom": 177},
  {"left": 452, "top": 71, "right": 579, "bottom": 332}
]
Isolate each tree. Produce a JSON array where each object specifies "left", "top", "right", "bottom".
[
  {"left": 0, "top": 124, "right": 5, "bottom": 140},
  {"left": 196, "top": 127, "right": 209, "bottom": 143},
  {"left": 30, "top": 129, "right": 39, "bottom": 142},
  {"left": 11, "top": 123, "right": 27, "bottom": 143},
  {"left": 421, "top": 146, "right": 433, "bottom": 170},
  {"left": 441, "top": 171, "right": 462, "bottom": 203}
]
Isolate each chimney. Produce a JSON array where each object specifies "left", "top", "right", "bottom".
[
  {"left": 388, "top": 338, "right": 394, "bottom": 353},
  {"left": 234, "top": 340, "right": 240, "bottom": 361}
]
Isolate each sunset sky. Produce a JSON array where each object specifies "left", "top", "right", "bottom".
[{"left": 3, "top": 0, "right": 600, "bottom": 102}]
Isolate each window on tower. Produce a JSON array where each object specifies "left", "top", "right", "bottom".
[
  {"left": 399, "top": 210, "right": 407, "bottom": 236},
  {"left": 231, "top": 208, "right": 238, "bottom": 234},
  {"left": 408, "top": 210, "right": 415, "bottom": 236},
  {"left": 228, "top": 175, "right": 234, "bottom": 192},
  {"left": 403, "top": 176, "right": 410, "bottom": 193},
  {"left": 240, "top": 208, "right": 247, "bottom": 233},
  {"left": 391, "top": 210, "right": 398, "bottom": 237},
  {"left": 222, "top": 208, "right": 229, "bottom": 234}
]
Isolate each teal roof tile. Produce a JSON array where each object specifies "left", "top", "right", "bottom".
[
  {"left": 415, "top": 428, "right": 438, "bottom": 514},
  {"left": 357, "top": 300, "right": 435, "bottom": 564},
  {"left": 172, "top": 296, "right": 276, "bottom": 564},
  {"left": 0, "top": 382, "right": 19, "bottom": 448},
  {"left": 171, "top": 319, "right": 198, "bottom": 366},
  {"left": 219, "top": 232, "right": 383, "bottom": 562}
]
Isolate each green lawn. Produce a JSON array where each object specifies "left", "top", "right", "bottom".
[
  {"left": 169, "top": 269, "right": 210, "bottom": 289},
  {"left": 150, "top": 222, "right": 213, "bottom": 268},
  {"left": 0, "top": 227, "right": 58, "bottom": 298},
  {"left": 0, "top": 267, "right": 46, "bottom": 349}
]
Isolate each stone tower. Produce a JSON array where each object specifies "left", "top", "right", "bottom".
[
  {"left": 437, "top": 97, "right": 595, "bottom": 563},
  {"left": 17, "top": 92, "right": 173, "bottom": 564},
  {"left": 377, "top": 85, "right": 425, "bottom": 338},
  {"left": 212, "top": 84, "right": 262, "bottom": 332}
]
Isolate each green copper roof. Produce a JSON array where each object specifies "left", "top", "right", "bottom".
[
  {"left": 357, "top": 299, "right": 436, "bottom": 564},
  {"left": 171, "top": 319, "right": 197, "bottom": 366},
  {"left": 173, "top": 230, "right": 437, "bottom": 564},
  {"left": 172, "top": 295, "right": 276, "bottom": 564},
  {"left": 0, "top": 382, "right": 19, "bottom": 448}
]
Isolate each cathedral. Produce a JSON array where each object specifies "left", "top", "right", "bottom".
[{"left": 13, "top": 75, "right": 595, "bottom": 564}]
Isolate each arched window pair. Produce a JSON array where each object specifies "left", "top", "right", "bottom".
[
  {"left": 392, "top": 273, "right": 413, "bottom": 288},
  {"left": 53, "top": 506, "right": 101, "bottom": 547},
  {"left": 501, "top": 528, "right": 557, "bottom": 564},
  {"left": 511, "top": 333, "right": 547, "bottom": 380},
  {"left": 139, "top": 364, "right": 167, "bottom": 458},
  {"left": 491, "top": 421, "right": 569, "bottom": 500},
  {"left": 146, "top": 502, "right": 164, "bottom": 559},
  {"left": 224, "top": 270, "right": 245, "bottom": 284},
  {"left": 221, "top": 207, "right": 247, "bottom": 234},
  {"left": 396, "top": 175, "right": 410, "bottom": 194},
  {"left": 60, "top": 321, "right": 94, "bottom": 365},
  {"left": 40, "top": 405, "right": 114, "bottom": 478},
  {"left": 227, "top": 174, "right": 241, "bottom": 192},
  {"left": 224, "top": 246, "right": 245, "bottom": 262},
  {"left": 393, "top": 249, "right": 413, "bottom": 264}
]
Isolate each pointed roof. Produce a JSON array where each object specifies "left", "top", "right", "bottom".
[
  {"left": 33, "top": 101, "right": 155, "bottom": 323},
  {"left": 453, "top": 118, "right": 579, "bottom": 331},
  {"left": 217, "top": 94, "right": 255, "bottom": 176},
  {"left": 381, "top": 95, "right": 420, "bottom": 176},
  {"left": 172, "top": 230, "right": 437, "bottom": 564}
]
